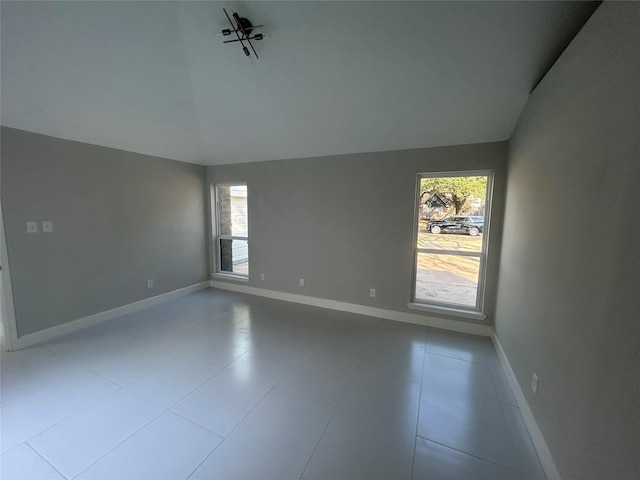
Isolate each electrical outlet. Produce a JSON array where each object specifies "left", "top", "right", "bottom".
[
  {"left": 531, "top": 372, "right": 539, "bottom": 394},
  {"left": 299, "top": 278, "right": 304, "bottom": 287},
  {"left": 26, "top": 221, "right": 38, "bottom": 233},
  {"left": 370, "top": 288, "right": 376, "bottom": 297},
  {"left": 147, "top": 279, "right": 154, "bottom": 288},
  {"left": 260, "top": 273, "right": 265, "bottom": 281},
  {"left": 42, "top": 221, "right": 54, "bottom": 233}
]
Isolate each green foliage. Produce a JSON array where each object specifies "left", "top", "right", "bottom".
[{"left": 421, "top": 176, "right": 487, "bottom": 214}]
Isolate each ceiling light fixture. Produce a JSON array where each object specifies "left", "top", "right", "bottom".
[{"left": 220, "top": 7, "right": 266, "bottom": 59}]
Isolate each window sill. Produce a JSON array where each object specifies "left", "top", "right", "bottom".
[
  {"left": 406, "top": 302, "right": 487, "bottom": 321},
  {"left": 210, "top": 273, "right": 249, "bottom": 283}
]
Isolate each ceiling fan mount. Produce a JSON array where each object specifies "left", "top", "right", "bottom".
[
  {"left": 220, "top": 7, "right": 266, "bottom": 59},
  {"left": 235, "top": 17, "right": 253, "bottom": 36}
]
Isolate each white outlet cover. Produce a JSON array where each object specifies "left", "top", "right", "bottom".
[
  {"left": 299, "top": 278, "right": 304, "bottom": 287},
  {"left": 42, "top": 221, "right": 53, "bottom": 232},
  {"left": 26, "top": 221, "right": 38, "bottom": 233},
  {"left": 531, "top": 373, "right": 539, "bottom": 394}
]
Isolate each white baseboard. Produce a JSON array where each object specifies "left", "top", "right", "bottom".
[
  {"left": 492, "top": 334, "right": 561, "bottom": 480},
  {"left": 210, "top": 281, "right": 493, "bottom": 337},
  {"left": 9, "top": 282, "right": 210, "bottom": 350}
]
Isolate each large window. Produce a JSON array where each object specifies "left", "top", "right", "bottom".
[
  {"left": 412, "top": 172, "right": 493, "bottom": 313},
  {"left": 214, "top": 184, "right": 248, "bottom": 277}
]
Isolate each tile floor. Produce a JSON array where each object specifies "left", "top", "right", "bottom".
[{"left": 0, "top": 289, "right": 546, "bottom": 480}]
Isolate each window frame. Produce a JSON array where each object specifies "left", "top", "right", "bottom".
[
  {"left": 409, "top": 170, "right": 494, "bottom": 319},
  {"left": 212, "top": 182, "right": 249, "bottom": 281}
]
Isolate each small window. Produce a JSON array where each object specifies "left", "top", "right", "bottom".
[
  {"left": 413, "top": 172, "right": 493, "bottom": 311},
  {"left": 214, "top": 184, "right": 248, "bottom": 277}
]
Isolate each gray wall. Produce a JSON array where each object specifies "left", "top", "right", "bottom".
[
  {"left": 1, "top": 127, "right": 209, "bottom": 336},
  {"left": 207, "top": 141, "right": 507, "bottom": 323},
  {"left": 495, "top": 3, "right": 640, "bottom": 479}
]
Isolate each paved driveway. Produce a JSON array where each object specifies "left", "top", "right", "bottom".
[{"left": 416, "top": 223, "right": 482, "bottom": 306}]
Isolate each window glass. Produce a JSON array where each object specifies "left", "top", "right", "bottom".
[
  {"left": 414, "top": 173, "right": 491, "bottom": 309},
  {"left": 215, "top": 184, "right": 248, "bottom": 277}
]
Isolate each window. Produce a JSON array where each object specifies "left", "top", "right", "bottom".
[
  {"left": 412, "top": 172, "right": 493, "bottom": 314},
  {"left": 214, "top": 184, "right": 248, "bottom": 277}
]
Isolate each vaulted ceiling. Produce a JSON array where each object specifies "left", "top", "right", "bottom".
[{"left": 1, "top": 1, "right": 598, "bottom": 165}]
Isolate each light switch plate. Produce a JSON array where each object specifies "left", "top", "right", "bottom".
[
  {"left": 42, "top": 221, "right": 54, "bottom": 233},
  {"left": 26, "top": 222, "right": 38, "bottom": 233}
]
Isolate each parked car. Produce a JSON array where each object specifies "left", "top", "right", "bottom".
[{"left": 427, "top": 216, "right": 484, "bottom": 236}]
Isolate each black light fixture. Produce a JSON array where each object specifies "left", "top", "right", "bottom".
[{"left": 220, "top": 7, "right": 266, "bottom": 59}]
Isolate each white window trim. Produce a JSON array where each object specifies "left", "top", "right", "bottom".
[
  {"left": 410, "top": 170, "right": 494, "bottom": 318},
  {"left": 406, "top": 302, "right": 487, "bottom": 321},
  {"left": 213, "top": 183, "right": 249, "bottom": 278},
  {"left": 210, "top": 272, "right": 249, "bottom": 282}
]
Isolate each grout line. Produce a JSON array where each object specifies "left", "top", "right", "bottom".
[
  {"left": 180, "top": 351, "right": 234, "bottom": 369},
  {"left": 23, "top": 442, "right": 69, "bottom": 480},
  {"left": 500, "top": 402, "right": 547, "bottom": 480},
  {"left": 274, "top": 384, "right": 338, "bottom": 410},
  {"left": 166, "top": 410, "right": 225, "bottom": 439},
  {"left": 220, "top": 384, "right": 278, "bottom": 438},
  {"left": 13, "top": 375, "right": 122, "bottom": 453},
  {"left": 34, "top": 355, "right": 225, "bottom": 479},
  {"left": 423, "top": 348, "right": 492, "bottom": 367},
  {"left": 71, "top": 409, "right": 170, "bottom": 479},
  {"left": 166, "top": 358, "right": 228, "bottom": 412},
  {"left": 411, "top": 332, "right": 429, "bottom": 479},
  {"left": 69, "top": 349, "right": 228, "bottom": 477},
  {"left": 415, "top": 436, "right": 522, "bottom": 474},
  {"left": 186, "top": 384, "right": 281, "bottom": 480},
  {"left": 86, "top": 369, "right": 124, "bottom": 388},
  {"left": 498, "top": 399, "right": 527, "bottom": 475},
  {"left": 299, "top": 399, "right": 337, "bottom": 478},
  {"left": 499, "top": 398, "right": 520, "bottom": 407},
  {"left": 300, "top": 332, "right": 373, "bottom": 479},
  {"left": 422, "top": 344, "right": 526, "bottom": 475},
  {"left": 40, "top": 344, "right": 60, "bottom": 355}
]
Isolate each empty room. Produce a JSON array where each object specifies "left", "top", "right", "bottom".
[{"left": 0, "top": 1, "right": 638, "bottom": 480}]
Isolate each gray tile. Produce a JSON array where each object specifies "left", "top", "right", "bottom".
[
  {"left": 189, "top": 388, "right": 333, "bottom": 480},
  {"left": 489, "top": 357, "right": 518, "bottom": 406},
  {"left": 373, "top": 320, "right": 427, "bottom": 348},
  {"left": 69, "top": 335, "right": 201, "bottom": 386},
  {"left": 28, "top": 355, "right": 219, "bottom": 479},
  {"left": 76, "top": 412, "right": 223, "bottom": 479},
  {"left": 1, "top": 355, "right": 83, "bottom": 406},
  {"left": 424, "top": 328, "right": 487, "bottom": 362},
  {"left": 419, "top": 353, "right": 519, "bottom": 470},
  {"left": 303, "top": 406, "right": 415, "bottom": 480},
  {"left": 0, "top": 346, "right": 56, "bottom": 372},
  {"left": 0, "top": 444, "right": 64, "bottom": 480},
  {"left": 413, "top": 437, "right": 522, "bottom": 480},
  {"left": 358, "top": 340, "right": 425, "bottom": 383},
  {"left": 187, "top": 329, "right": 257, "bottom": 367},
  {"left": 277, "top": 348, "right": 361, "bottom": 406},
  {"left": 312, "top": 319, "right": 379, "bottom": 357},
  {"left": 1, "top": 371, "right": 118, "bottom": 454},
  {"left": 343, "top": 369, "right": 421, "bottom": 432},
  {"left": 0, "top": 290, "right": 543, "bottom": 480},
  {"left": 172, "top": 345, "right": 299, "bottom": 436},
  {"left": 502, "top": 404, "right": 547, "bottom": 480}
]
